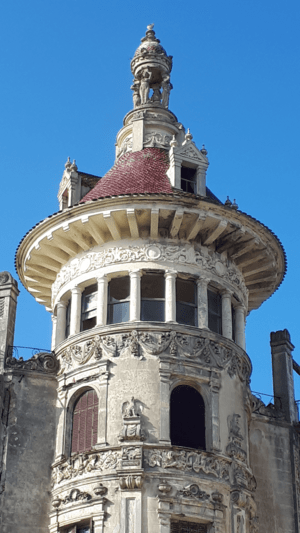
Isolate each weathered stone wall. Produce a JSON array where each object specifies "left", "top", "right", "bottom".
[
  {"left": 249, "top": 416, "right": 296, "bottom": 533},
  {"left": 0, "top": 372, "right": 57, "bottom": 533}
]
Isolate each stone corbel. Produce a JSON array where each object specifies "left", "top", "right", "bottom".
[{"left": 118, "top": 472, "right": 144, "bottom": 490}]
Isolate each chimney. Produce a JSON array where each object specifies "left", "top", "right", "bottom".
[{"left": 270, "top": 329, "right": 297, "bottom": 423}]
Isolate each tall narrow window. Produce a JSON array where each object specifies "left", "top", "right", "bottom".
[
  {"left": 81, "top": 285, "right": 97, "bottom": 331},
  {"left": 71, "top": 389, "right": 98, "bottom": 454},
  {"left": 107, "top": 276, "right": 130, "bottom": 324},
  {"left": 181, "top": 166, "right": 197, "bottom": 194},
  {"left": 170, "top": 385, "right": 205, "bottom": 450},
  {"left": 208, "top": 289, "right": 222, "bottom": 335},
  {"left": 141, "top": 273, "right": 165, "bottom": 322},
  {"left": 65, "top": 300, "right": 71, "bottom": 337},
  {"left": 176, "top": 278, "right": 197, "bottom": 326}
]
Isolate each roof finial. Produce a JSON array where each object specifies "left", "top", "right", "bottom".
[
  {"left": 185, "top": 128, "right": 193, "bottom": 141},
  {"left": 147, "top": 23, "right": 154, "bottom": 31}
]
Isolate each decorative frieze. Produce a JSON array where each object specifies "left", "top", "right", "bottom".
[
  {"left": 52, "top": 242, "right": 247, "bottom": 304},
  {"left": 57, "top": 329, "right": 251, "bottom": 383},
  {"left": 51, "top": 450, "right": 120, "bottom": 487},
  {"left": 120, "top": 446, "right": 143, "bottom": 469}
]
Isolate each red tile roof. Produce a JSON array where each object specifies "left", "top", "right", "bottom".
[{"left": 81, "top": 148, "right": 173, "bottom": 202}]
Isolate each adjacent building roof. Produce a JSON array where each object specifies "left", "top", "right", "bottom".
[{"left": 81, "top": 148, "right": 173, "bottom": 202}]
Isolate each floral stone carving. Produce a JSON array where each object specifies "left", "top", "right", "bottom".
[
  {"left": 120, "top": 446, "right": 143, "bottom": 469},
  {"left": 57, "top": 329, "right": 251, "bottom": 384},
  {"left": 6, "top": 349, "right": 59, "bottom": 374},
  {"left": 51, "top": 450, "right": 120, "bottom": 487},
  {"left": 177, "top": 483, "right": 210, "bottom": 501},
  {"left": 52, "top": 242, "right": 247, "bottom": 303}
]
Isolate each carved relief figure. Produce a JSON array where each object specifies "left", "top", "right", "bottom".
[
  {"left": 119, "top": 397, "right": 145, "bottom": 441},
  {"left": 150, "top": 84, "right": 161, "bottom": 103},
  {"left": 140, "top": 68, "right": 152, "bottom": 104},
  {"left": 131, "top": 81, "right": 141, "bottom": 108}
]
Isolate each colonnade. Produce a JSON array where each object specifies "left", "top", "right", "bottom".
[{"left": 52, "top": 271, "right": 246, "bottom": 350}]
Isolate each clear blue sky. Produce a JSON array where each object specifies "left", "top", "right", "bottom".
[{"left": 1, "top": 1, "right": 300, "bottom": 402}]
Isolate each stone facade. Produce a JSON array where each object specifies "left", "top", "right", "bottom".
[{"left": 1, "top": 24, "right": 299, "bottom": 533}]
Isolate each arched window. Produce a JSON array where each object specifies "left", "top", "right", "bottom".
[
  {"left": 170, "top": 385, "right": 205, "bottom": 450},
  {"left": 71, "top": 389, "right": 98, "bottom": 454}
]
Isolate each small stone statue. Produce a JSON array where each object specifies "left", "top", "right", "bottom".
[
  {"left": 140, "top": 68, "right": 152, "bottom": 104},
  {"left": 161, "top": 75, "right": 172, "bottom": 108},
  {"left": 150, "top": 84, "right": 161, "bottom": 103},
  {"left": 131, "top": 81, "right": 141, "bottom": 108},
  {"left": 124, "top": 396, "right": 138, "bottom": 417}
]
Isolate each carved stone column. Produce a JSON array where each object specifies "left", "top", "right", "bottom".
[
  {"left": 197, "top": 277, "right": 209, "bottom": 329},
  {"left": 95, "top": 362, "right": 110, "bottom": 448},
  {"left": 197, "top": 166, "right": 207, "bottom": 196},
  {"left": 165, "top": 271, "right": 176, "bottom": 323},
  {"left": 55, "top": 300, "right": 68, "bottom": 346},
  {"left": 159, "top": 363, "right": 171, "bottom": 445},
  {"left": 235, "top": 305, "right": 246, "bottom": 350},
  {"left": 221, "top": 289, "right": 232, "bottom": 340},
  {"left": 130, "top": 270, "right": 141, "bottom": 321},
  {"left": 70, "top": 286, "right": 82, "bottom": 336},
  {"left": 97, "top": 275, "right": 108, "bottom": 326},
  {"left": 51, "top": 314, "right": 57, "bottom": 351}
]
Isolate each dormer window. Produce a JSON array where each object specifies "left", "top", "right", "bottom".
[{"left": 181, "top": 165, "right": 197, "bottom": 194}]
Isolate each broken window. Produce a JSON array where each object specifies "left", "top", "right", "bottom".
[
  {"left": 141, "top": 273, "right": 165, "bottom": 322},
  {"left": 208, "top": 289, "right": 222, "bottom": 335},
  {"left": 181, "top": 165, "right": 197, "bottom": 194},
  {"left": 71, "top": 389, "right": 98, "bottom": 454},
  {"left": 81, "top": 284, "right": 97, "bottom": 331},
  {"left": 107, "top": 276, "right": 130, "bottom": 324},
  {"left": 170, "top": 385, "right": 205, "bottom": 450},
  {"left": 176, "top": 278, "right": 197, "bottom": 326}
]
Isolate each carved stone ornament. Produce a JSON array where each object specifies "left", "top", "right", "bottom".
[
  {"left": 146, "top": 447, "right": 256, "bottom": 492},
  {"left": 120, "top": 446, "right": 143, "bottom": 469},
  {"left": 52, "top": 488, "right": 92, "bottom": 508},
  {"left": 226, "top": 414, "right": 247, "bottom": 463},
  {"left": 57, "top": 329, "right": 251, "bottom": 384},
  {"left": 93, "top": 483, "right": 108, "bottom": 497},
  {"left": 177, "top": 483, "right": 210, "bottom": 501},
  {"left": 119, "top": 397, "right": 145, "bottom": 442},
  {"left": 119, "top": 474, "right": 143, "bottom": 490},
  {"left": 158, "top": 479, "right": 172, "bottom": 494},
  {"left": 144, "top": 131, "right": 172, "bottom": 149},
  {"left": 0, "top": 272, "right": 9, "bottom": 285},
  {"left": 51, "top": 450, "right": 120, "bottom": 487},
  {"left": 52, "top": 242, "right": 247, "bottom": 304},
  {"left": 6, "top": 349, "right": 59, "bottom": 374}
]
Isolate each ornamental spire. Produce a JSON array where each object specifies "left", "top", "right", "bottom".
[{"left": 130, "top": 24, "right": 173, "bottom": 110}]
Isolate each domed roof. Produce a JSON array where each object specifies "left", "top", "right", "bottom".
[{"left": 81, "top": 148, "right": 173, "bottom": 202}]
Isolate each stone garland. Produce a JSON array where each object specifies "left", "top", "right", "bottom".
[
  {"left": 57, "top": 330, "right": 251, "bottom": 383},
  {"left": 5, "top": 350, "right": 59, "bottom": 374},
  {"left": 52, "top": 243, "right": 247, "bottom": 304}
]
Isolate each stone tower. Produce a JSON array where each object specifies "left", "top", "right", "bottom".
[{"left": 2, "top": 24, "right": 299, "bottom": 533}]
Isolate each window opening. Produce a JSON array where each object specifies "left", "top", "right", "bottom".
[
  {"left": 181, "top": 166, "right": 197, "bottom": 194},
  {"left": 176, "top": 279, "right": 197, "bottom": 326},
  {"left": 171, "top": 520, "right": 207, "bottom": 533},
  {"left": 170, "top": 385, "right": 205, "bottom": 450},
  {"left": 107, "top": 276, "right": 130, "bottom": 324},
  {"left": 81, "top": 284, "right": 97, "bottom": 331},
  {"left": 208, "top": 289, "right": 222, "bottom": 335},
  {"left": 62, "top": 189, "right": 69, "bottom": 210},
  {"left": 232, "top": 305, "right": 236, "bottom": 342},
  {"left": 71, "top": 389, "right": 98, "bottom": 454},
  {"left": 65, "top": 300, "right": 71, "bottom": 337},
  {"left": 141, "top": 273, "right": 165, "bottom": 322}
]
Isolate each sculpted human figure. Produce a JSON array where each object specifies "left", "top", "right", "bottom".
[
  {"left": 124, "top": 396, "right": 137, "bottom": 417},
  {"left": 161, "top": 75, "right": 172, "bottom": 108},
  {"left": 131, "top": 81, "right": 141, "bottom": 108},
  {"left": 140, "top": 68, "right": 152, "bottom": 104}
]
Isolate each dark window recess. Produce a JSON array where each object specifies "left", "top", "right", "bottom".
[
  {"left": 208, "top": 289, "right": 222, "bottom": 335},
  {"left": 141, "top": 273, "right": 165, "bottom": 322},
  {"left": 107, "top": 277, "right": 130, "bottom": 324},
  {"left": 71, "top": 390, "right": 98, "bottom": 454},
  {"left": 65, "top": 522, "right": 92, "bottom": 533},
  {"left": 170, "top": 385, "right": 205, "bottom": 450},
  {"left": 65, "top": 300, "right": 71, "bottom": 337},
  {"left": 176, "top": 279, "right": 197, "bottom": 326},
  {"left": 171, "top": 520, "right": 207, "bottom": 533},
  {"left": 232, "top": 305, "right": 236, "bottom": 342},
  {"left": 81, "top": 285, "right": 97, "bottom": 331},
  {"left": 181, "top": 166, "right": 197, "bottom": 194}
]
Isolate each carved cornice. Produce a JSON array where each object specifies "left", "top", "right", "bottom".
[
  {"left": 52, "top": 242, "right": 247, "bottom": 305},
  {"left": 5, "top": 350, "right": 59, "bottom": 375},
  {"left": 56, "top": 328, "right": 251, "bottom": 384}
]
